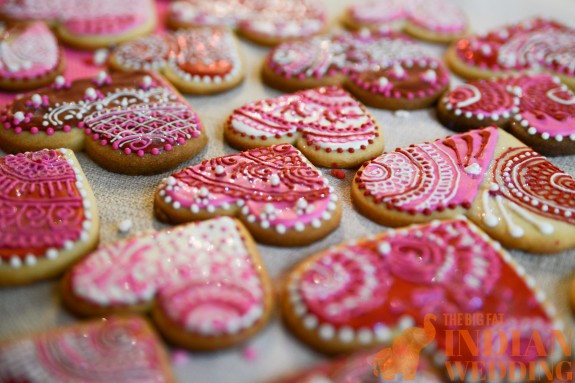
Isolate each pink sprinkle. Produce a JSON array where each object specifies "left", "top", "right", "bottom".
[
  {"left": 242, "top": 346, "right": 258, "bottom": 362},
  {"left": 14, "top": 127, "right": 22, "bottom": 134},
  {"left": 151, "top": 148, "right": 159, "bottom": 155},
  {"left": 78, "top": 121, "right": 85, "bottom": 128},
  {"left": 4, "top": 122, "right": 10, "bottom": 129},
  {"left": 164, "top": 144, "right": 173, "bottom": 151},
  {"left": 63, "top": 125, "right": 72, "bottom": 132},
  {"left": 84, "top": 128, "right": 91, "bottom": 134},
  {"left": 331, "top": 169, "right": 346, "bottom": 179},
  {"left": 92, "top": 133, "right": 99, "bottom": 140},
  {"left": 192, "top": 131, "right": 200, "bottom": 137},
  {"left": 24, "top": 117, "right": 30, "bottom": 123},
  {"left": 124, "top": 148, "right": 132, "bottom": 154},
  {"left": 100, "top": 139, "right": 108, "bottom": 146},
  {"left": 30, "top": 127, "right": 39, "bottom": 134},
  {"left": 112, "top": 142, "right": 119, "bottom": 150},
  {"left": 171, "top": 349, "right": 191, "bottom": 366},
  {"left": 177, "top": 137, "right": 185, "bottom": 145},
  {"left": 137, "top": 150, "right": 145, "bottom": 157},
  {"left": 46, "top": 128, "right": 54, "bottom": 136}
]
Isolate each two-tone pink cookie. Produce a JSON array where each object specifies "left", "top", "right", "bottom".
[
  {"left": 0, "top": 71, "right": 207, "bottom": 175},
  {"left": 0, "top": 148, "right": 98, "bottom": 286},
  {"left": 263, "top": 30, "right": 449, "bottom": 110},
  {"left": 0, "top": 317, "right": 175, "bottom": 382},
  {"left": 447, "top": 18, "right": 575, "bottom": 89},
  {"left": 0, "top": 22, "right": 64, "bottom": 91},
  {"left": 0, "top": 0, "right": 156, "bottom": 49},
  {"left": 168, "top": 0, "right": 326, "bottom": 46},
  {"left": 282, "top": 219, "right": 562, "bottom": 381},
  {"left": 154, "top": 144, "right": 341, "bottom": 246},
  {"left": 344, "top": 0, "right": 468, "bottom": 43},
  {"left": 62, "top": 217, "right": 273, "bottom": 351},
  {"left": 225, "top": 86, "right": 384, "bottom": 168},
  {"left": 438, "top": 74, "right": 575, "bottom": 155},
  {"left": 109, "top": 27, "right": 244, "bottom": 94},
  {"left": 352, "top": 126, "right": 575, "bottom": 254}
]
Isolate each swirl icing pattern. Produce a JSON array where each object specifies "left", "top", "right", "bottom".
[
  {"left": 0, "top": 317, "right": 173, "bottom": 383},
  {"left": 283, "top": 219, "right": 558, "bottom": 367},
  {"left": 68, "top": 217, "right": 272, "bottom": 347},
  {"left": 156, "top": 144, "right": 339, "bottom": 243}
]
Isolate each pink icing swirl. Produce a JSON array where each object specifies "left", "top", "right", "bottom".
[{"left": 445, "top": 80, "right": 515, "bottom": 117}]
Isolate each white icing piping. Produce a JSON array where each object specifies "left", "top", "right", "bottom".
[
  {"left": 546, "top": 86, "right": 575, "bottom": 105},
  {"left": 455, "top": 83, "right": 481, "bottom": 108}
]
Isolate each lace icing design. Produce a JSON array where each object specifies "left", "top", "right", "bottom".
[
  {"left": 357, "top": 128, "right": 498, "bottom": 214},
  {"left": 0, "top": 149, "right": 93, "bottom": 266},
  {"left": 0, "top": 318, "right": 168, "bottom": 383},
  {"left": 229, "top": 86, "right": 378, "bottom": 151},
  {"left": 158, "top": 144, "right": 337, "bottom": 233},
  {"left": 443, "top": 80, "right": 516, "bottom": 120},
  {"left": 71, "top": 217, "right": 266, "bottom": 335}
]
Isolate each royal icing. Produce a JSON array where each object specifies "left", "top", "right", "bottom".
[
  {"left": 348, "top": 0, "right": 466, "bottom": 35},
  {"left": 158, "top": 144, "right": 338, "bottom": 235},
  {"left": 285, "top": 219, "right": 559, "bottom": 374},
  {"left": 227, "top": 86, "right": 380, "bottom": 160},
  {"left": 70, "top": 217, "right": 268, "bottom": 337},
  {"left": 453, "top": 18, "right": 575, "bottom": 77},
  {"left": 0, "top": 317, "right": 170, "bottom": 383},
  {"left": 169, "top": 0, "right": 326, "bottom": 41},
  {"left": 112, "top": 27, "right": 242, "bottom": 86},
  {"left": 355, "top": 127, "right": 575, "bottom": 243},
  {"left": 0, "top": 149, "right": 93, "bottom": 268},
  {"left": 0, "top": 72, "right": 203, "bottom": 158},
  {"left": 442, "top": 74, "right": 575, "bottom": 141},
  {"left": 267, "top": 30, "right": 448, "bottom": 103},
  {"left": 0, "top": 22, "right": 60, "bottom": 82}
]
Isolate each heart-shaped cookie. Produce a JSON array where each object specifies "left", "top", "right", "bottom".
[
  {"left": 168, "top": 0, "right": 326, "bottom": 46},
  {"left": 0, "top": 148, "right": 98, "bottom": 286},
  {"left": 110, "top": 27, "right": 243, "bottom": 95},
  {"left": 0, "top": 22, "right": 64, "bottom": 91},
  {"left": 447, "top": 18, "right": 575, "bottom": 89},
  {"left": 0, "top": 0, "right": 156, "bottom": 49},
  {"left": 344, "top": 0, "right": 467, "bottom": 43},
  {"left": 263, "top": 30, "right": 449, "bottom": 110},
  {"left": 0, "top": 71, "right": 207, "bottom": 175},
  {"left": 352, "top": 126, "right": 575, "bottom": 253},
  {"left": 438, "top": 74, "right": 575, "bottom": 155},
  {"left": 0, "top": 317, "right": 174, "bottom": 382},
  {"left": 282, "top": 219, "right": 561, "bottom": 380},
  {"left": 155, "top": 144, "right": 341, "bottom": 246},
  {"left": 225, "top": 86, "right": 384, "bottom": 168},
  {"left": 62, "top": 217, "right": 273, "bottom": 351}
]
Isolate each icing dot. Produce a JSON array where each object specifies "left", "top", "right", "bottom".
[
  {"left": 54, "top": 75, "right": 65, "bottom": 86},
  {"left": 270, "top": 174, "right": 280, "bottom": 186},
  {"left": 143, "top": 75, "right": 153, "bottom": 88},
  {"left": 464, "top": 163, "right": 482, "bottom": 175},
  {"left": 31, "top": 94, "right": 42, "bottom": 106},
  {"left": 85, "top": 87, "right": 97, "bottom": 99},
  {"left": 118, "top": 219, "right": 133, "bottom": 234},
  {"left": 215, "top": 165, "right": 225, "bottom": 175},
  {"left": 13, "top": 111, "right": 25, "bottom": 123},
  {"left": 378, "top": 242, "right": 391, "bottom": 255}
]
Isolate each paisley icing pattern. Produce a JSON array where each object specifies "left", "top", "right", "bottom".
[
  {"left": 0, "top": 317, "right": 171, "bottom": 383},
  {"left": 157, "top": 144, "right": 339, "bottom": 235},
  {"left": 0, "top": 22, "right": 60, "bottom": 82},
  {"left": 112, "top": 27, "right": 242, "bottom": 86},
  {"left": 0, "top": 149, "right": 93, "bottom": 268},
  {"left": 284, "top": 219, "right": 558, "bottom": 368},
  {"left": 70, "top": 217, "right": 269, "bottom": 338},
  {"left": 169, "top": 0, "right": 326, "bottom": 42},
  {"left": 451, "top": 18, "right": 575, "bottom": 78},
  {"left": 266, "top": 30, "right": 449, "bottom": 105}
]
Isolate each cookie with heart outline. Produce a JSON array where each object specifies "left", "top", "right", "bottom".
[
  {"left": 0, "top": 71, "right": 207, "bottom": 175},
  {"left": 154, "top": 144, "right": 341, "bottom": 246},
  {"left": 352, "top": 126, "right": 575, "bottom": 253},
  {"left": 0, "top": 0, "right": 156, "bottom": 49},
  {"left": 109, "top": 27, "right": 244, "bottom": 95},
  {"left": 168, "top": 0, "right": 326, "bottom": 46},
  {"left": 225, "top": 86, "right": 384, "bottom": 168},
  {"left": 446, "top": 18, "right": 575, "bottom": 90},
  {"left": 0, "top": 22, "right": 64, "bottom": 91},
  {"left": 0, "top": 148, "right": 99, "bottom": 286},
  {"left": 343, "top": 0, "right": 468, "bottom": 43},
  {"left": 437, "top": 74, "right": 575, "bottom": 156},
  {"left": 263, "top": 30, "right": 449, "bottom": 110},
  {"left": 62, "top": 217, "right": 273, "bottom": 351},
  {"left": 0, "top": 317, "right": 175, "bottom": 382},
  {"left": 281, "top": 219, "right": 562, "bottom": 379}
]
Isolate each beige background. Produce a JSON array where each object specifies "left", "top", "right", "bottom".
[{"left": 1, "top": 0, "right": 575, "bottom": 381}]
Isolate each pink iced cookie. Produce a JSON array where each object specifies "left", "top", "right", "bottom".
[
  {"left": 447, "top": 18, "right": 575, "bottom": 89},
  {"left": 168, "top": 0, "right": 326, "bottom": 46},
  {"left": 225, "top": 86, "right": 384, "bottom": 168},
  {"left": 0, "top": 148, "right": 99, "bottom": 286},
  {"left": 352, "top": 126, "right": 575, "bottom": 253},
  {"left": 0, "top": 22, "right": 64, "bottom": 91},
  {"left": 0, "top": 317, "right": 175, "bottom": 382},
  {"left": 438, "top": 74, "right": 575, "bottom": 155},
  {"left": 62, "top": 217, "right": 274, "bottom": 351},
  {"left": 263, "top": 30, "right": 449, "bottom": 110},
  {"left": 154, "top": 144, "right": 341, "bottom": 246},
  {"left": 344, "top": 0, "right": 467, "bottom": 43},
  {"left": 281, "top": 219, "right": 561, "bottom": 381},
  {"left": 0, "top": 0, "right": 156, "bottom": 49}
]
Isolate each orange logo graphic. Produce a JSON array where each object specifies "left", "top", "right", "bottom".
[{"left": 373, "top": 313, "right": 437, "bottom": 380}]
